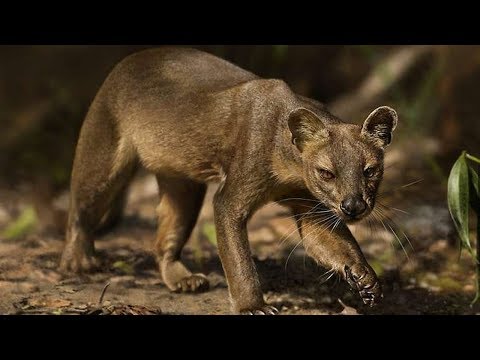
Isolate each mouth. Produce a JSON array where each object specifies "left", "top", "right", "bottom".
[{"left": 338, "top": 208, "right": 371, "bottom": 223}]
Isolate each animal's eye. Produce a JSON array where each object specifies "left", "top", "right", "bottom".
[
  {"left": 318, "top": 169, "right": 335, "bottom": 180},
  {"left": 364, "top": 167, "right": 376, "bottom": 178}
]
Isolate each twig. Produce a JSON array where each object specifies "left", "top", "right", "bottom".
[{"left": 98, "top": 283, "right": 111, "bottom": 305}]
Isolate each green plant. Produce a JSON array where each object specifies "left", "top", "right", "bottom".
[
  {"left": 1, "top": 206, "right": 37, "bottom": 241},
  {"left": 447, "top": 151, "right": 480, "bottom": 303}
]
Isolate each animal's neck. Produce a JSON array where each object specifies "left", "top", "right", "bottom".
[{"left": 271, "top": 122, "right": 305, "bottom": 189}]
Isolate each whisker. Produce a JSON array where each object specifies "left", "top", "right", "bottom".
[
  {"left": 284, "top": 237, "right": 304, "bottom": 272},
  {"left": 298, "top": 216, "right": 338, "bottom": 246},
  {"left": 377, "top": 178, "right": 424, "bottom": 198},
  {"left": 331, "top": 217, "right": 342, "bottom": 233},
  {"left": 377, "top": 201, "right": 411, "bottom": 216},
  {"left": 317, "top": 267, "right": 335, "bottom": 280},
  {"left": 371, "top": 210, "right": 395, "bottom": 252},
  {"left": 289, "top": 216, "right": 339, "bottom": 273},
  {"left": 292, "top": 215, "right": 339, "bottom": 255},
  {"left": 278, "top": 212, "right": 337, "bottom": 248},
  {"left": 276, "top": 204, "right": 327, "bottom": 244},
  {"left": 400, "top": 178, "right": 424, "bottom": 189},
  {"left": 259, "top": 197, "right": 321, "bottom": 214},
  {"left": 400, "top": 228, "right": 414, "bottom": 251},
  {"left": 279, "top": 209, "right": 333, "bottom": 222},
  {"left": 374, "top": 208, "right": 409, "bottom": 260},
  {"left": 376, "top": 207, "right": 415, "bottom": 251},
  {"left": 367, "top": 217, "right": 376, "bottom": 240},
  {"left": 317, "top": 268, "right": 336, "bottom": 285},
  {"left": 275, "top": 197, "right": 323, "bottom": 205},
  {"left": 283, "top": 208, "right": 341, "bottom": 275},
  {"left": 280, "top": 202, "right": 325, "bottom": 221},
  {"left": 300, "top": 214, "right": 339, "bottom": 274}
]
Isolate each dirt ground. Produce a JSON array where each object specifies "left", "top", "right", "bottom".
[{"left": 1, "top": 138, "right": 479, "bottom": 315}]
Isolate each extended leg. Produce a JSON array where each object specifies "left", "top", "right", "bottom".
[
  {"left": 156, "top": 176, "right": 208, "bottom": 293},
  {"left": 290, "top": 203, "right": 383, "bottom": 306},
  {"left": 213, "top": 183, "right": 277, "bottom": 315}
]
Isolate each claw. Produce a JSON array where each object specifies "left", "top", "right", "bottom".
[
  {"left": 240, "top": 305, "right": 279, "bottom": 315},
  {"left": 344, "top": 264, "right": 383, "bottom": 307},
  {"left": 267, "top": 306, "right": 279, "bottom": 315}
]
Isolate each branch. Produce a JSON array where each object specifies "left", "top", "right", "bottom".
[{"left": 329, "top": 45, "right": 436, "bottom": 119}]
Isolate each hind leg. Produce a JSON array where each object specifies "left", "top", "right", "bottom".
[
  {"left": 97, "top": 186, "right": 129, "bottom": 234},
  {"left": 155, "top": 176, "right": 208, "bottom": 293},
  {"left": 60, "top": 106, "right": 136, "bottom": 273}
]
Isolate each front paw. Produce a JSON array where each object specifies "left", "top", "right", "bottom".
[
  {"left": 345, "top": 264, "right": 383, "bottom": 307},
  {"left": 240, "top": 305, "right": 279, "bottom": 315}
]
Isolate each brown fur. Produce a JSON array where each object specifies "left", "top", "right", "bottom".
[{"left": 60, "top": 47, "right": 397, "bottom": 314}]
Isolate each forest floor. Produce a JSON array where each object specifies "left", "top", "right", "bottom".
[{"left": 0, "top": 138, "right": 479, "bottom": 315}]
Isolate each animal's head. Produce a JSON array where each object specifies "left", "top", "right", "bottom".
[{"left": 288, "top": 106, "right": 398, "bottom": 223}]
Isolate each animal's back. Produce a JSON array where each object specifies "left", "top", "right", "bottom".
[
  {"left": 103, "top": 47, "right": 258, "bottom": 108},
  {"left": 91, "top": 47, "right": 272, "bottom": 181}
]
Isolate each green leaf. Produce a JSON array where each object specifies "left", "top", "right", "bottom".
[
  {"left": 447, "top": 152, "right": 472, "bottom": 253},
  {"left": 469, "top": 166, "right": 480, "bottom": 214},
  {"left": 1, "top": 206, "right": 37, "bottom": 240}
]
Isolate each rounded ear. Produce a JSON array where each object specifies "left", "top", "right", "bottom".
[
  {"left": 288, "top": 108, "right": 327, "bottom": 152},
  {"left": 361, "top": 106, "right": 398, "bottom": 148}
]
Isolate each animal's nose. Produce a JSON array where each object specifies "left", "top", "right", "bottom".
[{"left": 340, "top": 195, "right": 367, "bottom": 217}]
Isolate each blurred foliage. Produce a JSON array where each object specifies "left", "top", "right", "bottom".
[
  {"left": 201, "top": 222, "right": 217, "bottom": 247},
  {"left": 1, "top": 206, "right": 37, "bottom": 240},
  {"left": 112, "top": 260, "right": 135, "bottom": 275}
]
